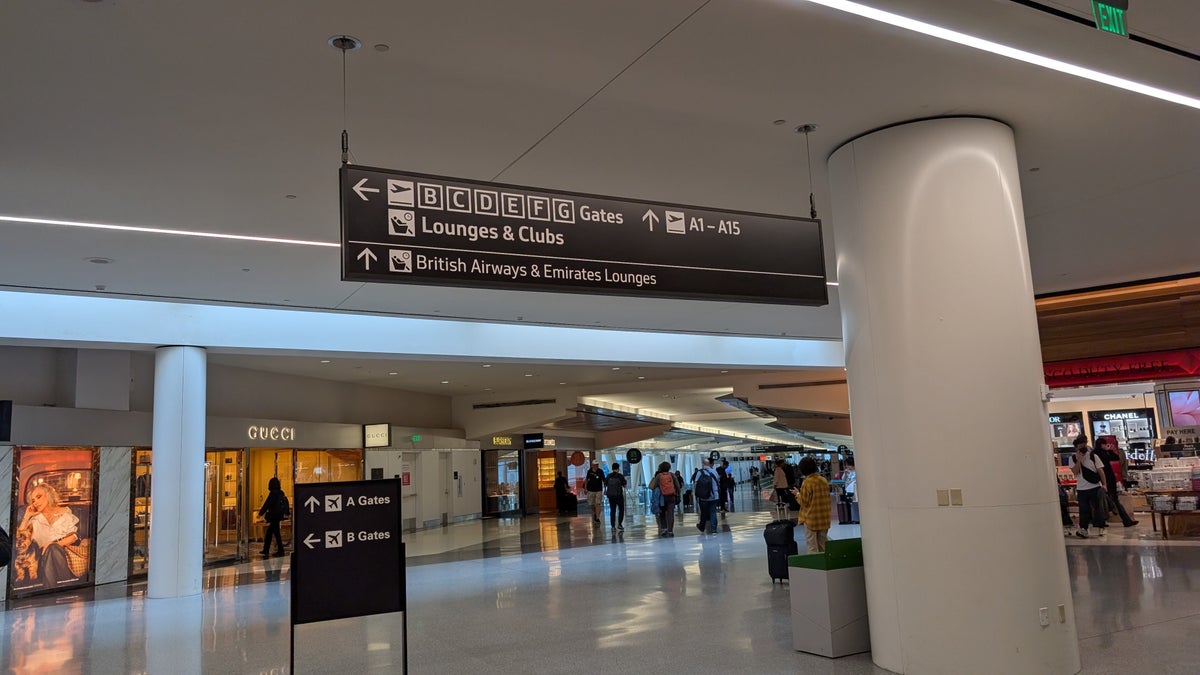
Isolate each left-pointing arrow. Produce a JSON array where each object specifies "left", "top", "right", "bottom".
[
  {"left": 353, "top": 177, "right": 380, "bottom": 201},
  {"left": 303, "top": 533, "right": 320, "bottom": 549},
  {"left": 357, "top": 248, "right": 378, "bottom": 270}
]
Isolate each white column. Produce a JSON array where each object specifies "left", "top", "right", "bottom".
[
  {"left": 148, "top": 346, "right": 206, "bottom": 598},
  {"left": 828, "top": 118, "right": 1079, "bottom": 674}
]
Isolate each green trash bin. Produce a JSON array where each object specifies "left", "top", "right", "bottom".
[{"left": 788, "top": 537, "right": 870, "bottom": 658}]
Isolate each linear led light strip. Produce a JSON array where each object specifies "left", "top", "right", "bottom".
[
  {"left": 803, "top": 0, "right": 1200, "bottom": 110},
  {"left": 0, "top": 215, "right": 340, "bottom": 248}
]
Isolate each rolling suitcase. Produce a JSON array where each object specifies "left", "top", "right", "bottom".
[{"left": 764, "top": 520, "right": 798, "bottom": 583}]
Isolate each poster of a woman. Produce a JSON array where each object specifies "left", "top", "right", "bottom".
[{"left": 9, "top": 447, "right": 96, "bottom": 597}]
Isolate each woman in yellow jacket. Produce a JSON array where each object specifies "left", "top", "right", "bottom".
[{"left": 792, "top": 457, "right": 832, "bottom": 553}]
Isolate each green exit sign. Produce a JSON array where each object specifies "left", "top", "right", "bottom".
[{"left": 1091, "top": 1, "right": 1128, "bottom": 37}]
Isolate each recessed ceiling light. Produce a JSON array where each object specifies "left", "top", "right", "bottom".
[
  {"left": 802, "top": 0, "right": 1200, "bottom": 111},
  {"left": 482, "top": 364, "right": 492, "bottom": 368},
  {"left": 773, "top": 119, "right": 787, "bottom": 125},
  {"left": 85, "top": 257, "right": 113, "bottom": 264},
  {"left": 524, "top": 373, "right": 533, "bottom": 377},
  {"left": 285, "top": 194, "right": 297, "bottom": 199},
  {"left": 388, "top": 372, "right": 398, "bottom": 376},
  {"left": 721, "top": 370, "right": 729, "bottom": 373},
  {"left": 559, "top": 382, "right": 567, "bottom": 385},
  {"left": 612, "top": 367, "right": 620, "bottom": 371},
  {"left": 328, "top": 35, "right": 362, "bottom": 51},
  {"left": 1028, "top": 167, "right": 1040, "bottom": 172},
  {"left": 484, "top": 387, "right": 493, "bottom": 391},
  {"left": 638, "top": 376, "right": 645, "bottom": 380},
  {"left": 441, "top": 380, "right": 450, "bottom": 384},
  {"left": 374, "top": 43, "right": 390, "bottom": 52},
  {"left": 320, "top": 360, "right": 331, "bottom": 364},
  {"left": 241, "top": 268, "right": 250, "bottom": 272}
]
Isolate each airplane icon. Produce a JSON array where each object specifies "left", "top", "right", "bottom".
[
  {"left": 665, "top": 210, "right": 685, "bottom": 234},
  {"left": 387, "top": 179, "right": 414, "bottom": 207}
]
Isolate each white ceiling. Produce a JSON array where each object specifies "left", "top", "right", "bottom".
[{"left": 1, "top": 0, "right": 1196, "bottom": 446}]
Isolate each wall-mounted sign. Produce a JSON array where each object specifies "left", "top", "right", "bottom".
[
  {"left": 523, "top": 433, "right": 545, "bottom": 449},
  {"left": 340, "top": 166, "right": 827, "bottom": 305},
  {"left": 570, "top": 451, "right": 586, "bottom": 466},
  {"left": 626, "top": 449, "right": 643, "bottom": 464},
  {"left": 1044, "top": 348, "right": 1200, "bottom": 388},
  {"left": 545, "top": 438, "right": 556, "bottom": 447},
  {"left": 1049, "top": 412, "right": 1084, "bottom": 447},
  {"left": 709, "top": 451, "right": 721, "bottom": 462},
  {"left": 248, "top": 425, "right": 295, "bottom": 442},
  {"left": 1087, "top": 409, "right": 1155, "bottom": 443},
  {"left": 491, "top": 436, "right": 514, "bottom": 447},
  {"left": 1091, "top": 0, "right": 1128, "bottom": 37},
  {"left": 363, "top": 423, "right": 391, "bottom": 448}
]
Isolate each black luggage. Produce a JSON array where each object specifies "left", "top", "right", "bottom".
[
  {"left": 764, "top": 520, "right": 798, "bottom": 583},
  {"left": 837, "top": 501, "right": 851, "bottom": 524}
]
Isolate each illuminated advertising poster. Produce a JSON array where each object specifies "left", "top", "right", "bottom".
[{"left": 9, "top": 447, "right": 98, "bottom": 598}]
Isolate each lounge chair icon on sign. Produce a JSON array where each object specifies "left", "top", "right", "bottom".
[
  {"left": 389, "top": 209, "right": 416, "bottom": 237},
  {"left": 387, "top": 179, "right": 414, "bottom": 207},
  {"left": 665, "top": 210, "right": 686, "bottom": 234},
  {"left": 389, "top": 249, "right": 413, "bottom": 273}
]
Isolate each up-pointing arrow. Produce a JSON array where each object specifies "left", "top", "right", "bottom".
[
  {"left": 357, "top": 248, "right": 378, "bottom": 270},
  {"left": 304, "top": 496, "right": 320, "bottom": 513},
  {"left": 642, "top": 209, "right": 660, "bottom": 231},
  {"left": 352, "top": 177, "right": 380, "bottom": 201},
  {"left": 303, "top": 533, "right": 320, "bottom": 549}
]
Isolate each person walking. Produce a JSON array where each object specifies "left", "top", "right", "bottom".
[
  {"left": 585, "top": 463, "right": 606, "bottom": 525},
  {"left": 605, "top": 469, "right": 627, "bottom": 531},
  {"left": 652, "top": 461, "right": 678, "bottom": 537},
  {"left": 720, "top": 461, "right": 736, "bottom": 513},
  {"left": 673, "top": 470, "right": 685, "bottom": 517},
  {"left": 257, "top": 476, "right": 290, "bottom": 557},
  {"left": 1095, "top": 437, "right": 1138, "bottom": 527},
  {"left": 1071, "top": 435, "right": 1107, "bottom": 538},
  {"left": 693, "top": 458, "right": 721, "bottom": 535},
  {"left": 793, "top": 457, "right": 832, "bottom": 552}
]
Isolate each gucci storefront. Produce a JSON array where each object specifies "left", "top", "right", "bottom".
[{"left": 2, "top": 404, "right": 366, "bottom": 600}]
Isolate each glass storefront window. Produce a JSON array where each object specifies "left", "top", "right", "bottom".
[
  {"left": 129, "top": 448, "right": 152, "bottom": 576},
  {"left": 204, "top": 449, "right": 243, "bottom": 564},
  {"left": 484, "top": 450, "right": 521, "bottom": 515}
]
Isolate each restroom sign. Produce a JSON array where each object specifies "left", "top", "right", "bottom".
[{"left": 291, "top": 478, "right": 404, "bottom": 625}]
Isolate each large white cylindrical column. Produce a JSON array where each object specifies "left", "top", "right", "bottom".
[
  {"left": 828, "top": 118, "right": 1079, "bottom": 674},
  {"left": 148, "top": 346, "right": 207, "bottom": 598}
]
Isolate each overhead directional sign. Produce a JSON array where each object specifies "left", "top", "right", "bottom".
[
  {"left": 340, "top": 165, "right": 828, "bottom": 305},
  {"left": 291, "top": 478, "right": 404, "bottom": 625}
]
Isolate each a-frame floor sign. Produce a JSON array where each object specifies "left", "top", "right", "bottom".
[{"left": 290, "top": 478, "right": 407, "bottom": 674}]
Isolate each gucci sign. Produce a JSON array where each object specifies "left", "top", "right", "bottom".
[{"left": 248, "top": 425, "right": 296, "bottom": 442}]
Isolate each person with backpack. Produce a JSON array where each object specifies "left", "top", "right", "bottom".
[
  {"left": 653, "top": 461, "right": 677, "bottom": 537},
  {"left": 605, "top": 468, "right": 627, "bottom": 531},
  {"left": 693, "top": 458, "right": 721, "bottom": 535},
  {"left": 257, "top": 476, "right": 291, "bottom": 557}
]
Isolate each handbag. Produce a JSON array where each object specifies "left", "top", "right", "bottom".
[{"left": 64, "top": 539, "right": 90, "bottom": 577}]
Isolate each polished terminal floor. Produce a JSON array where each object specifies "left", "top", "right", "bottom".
[{"left": 3, "top": 494, "right": 1200, "bottom": 674}]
